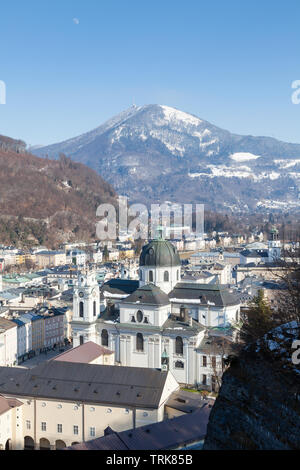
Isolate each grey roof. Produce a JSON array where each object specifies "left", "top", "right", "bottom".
[
  {"left": 121, "top": 283, "right": 170, "bottom": 307},
  {"left": 0, "top": 361, "right": 169, "bottom": 409},
  {"left": 66, "top": 404, "right": 211, "bottom": 450},
  {"left": 240, "top": 249, "right": 268, "bottom": 258},
  {"left": 169, "top": 282, "right": 240, "bottom": 307},
  {"left": 101, "top": 279, "right": 139, "bottom": 297},
  {"left": 140, "top": 239, "right": 181, "bottom": 267}
]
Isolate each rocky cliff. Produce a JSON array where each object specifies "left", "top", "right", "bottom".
[{"left": 203, "top": 321, "right": 300, "bottom": 450}]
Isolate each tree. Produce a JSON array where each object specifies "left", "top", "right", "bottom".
[
  {"left": 103, "top": 245, "right": 109, "bottom": 262},
  {"left": 241, "top": 289, "right": 274, "bottom": 343}
]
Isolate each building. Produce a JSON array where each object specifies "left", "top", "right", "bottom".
[
  {"left": 0, "top": 395, "right": 23, "bottom": 450},
  {"left": 0, "top": 361, "right": 179, "bottom": 450},
  {"left": 66, "top": 403, "right": 212, "bottom": 450},
  {"left": 71, "top": 236, "right": 240, "bottom": 388},
  {"left": 35, "top": 251, "right": 67, "bottom": 269}
]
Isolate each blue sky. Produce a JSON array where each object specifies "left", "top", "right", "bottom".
[{"left": 1, "top": 0, "right": 300, "bottom": 145}]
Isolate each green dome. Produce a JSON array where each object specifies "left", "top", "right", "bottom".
[{"left": 139, "top": 239, "right": 181, "bottom": 267}]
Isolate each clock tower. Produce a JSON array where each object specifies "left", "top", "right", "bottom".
[{"left": 71, "top": 270, "right": 100, "bottom": 347}]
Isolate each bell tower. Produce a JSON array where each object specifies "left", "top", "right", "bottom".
[
  {"left": 71, "top": 270, "right": 100, "bottom": 347},
  {"left": 268, "top": 227, "right": 281, "bottom": 262}
]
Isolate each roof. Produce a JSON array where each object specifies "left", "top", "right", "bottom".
[
  {"left": 66, "top": 404, "right": 211, "bottom": 450},
  {"left": 0, "top": 317, "right": 17, "bottom": 331},
  {"left": 168, "top": 283, "right": 240, "bottom": 307},
  {"left": 0, "top": 394, "right": 23, "bottom": 416},
  {"left": 0, "top": 361, "right": 170, "bottom": 409},
  {"left": 240, "top": 249, "right": 268, "bottom": 258},
  {"left": 121, "top": 284, "right": 170, "bottom": 307},
  {"left": 140, "top": 239, "right": 181, "bottom": 267},
  {"left": 53, "top": 342, "right": 113, "bottom": 364}
]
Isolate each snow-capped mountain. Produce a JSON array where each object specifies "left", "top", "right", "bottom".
[{"left": 35, "top": 104, "right": 300, "bottom": 213}]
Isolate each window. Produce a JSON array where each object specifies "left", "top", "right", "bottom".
[
  {"left": 79, "top": 301, "right": 84, "bottom": 318},
  {"left": 101, "top": 329, "right": 108, "bottom": 347},
  {"left": 26, "top": 420, "right": 31, "bottom": 430},
  {"left": 90, "top": 427, "right": 95, "bottom": 437},
  {"left": 57, "top": 424, "right": 62, "bottom": 433},
  {"left": 41, "top": 422, "right": 46, "bottom": 431},
  {"left": 164, "top": 270, "right": 169, "bottom": 282},
  {"left": 80, "top": 335, "right": 84, "bottom": 345},
  {"left": 131, "top": 316, "right": 136, "bottom": 322},
  {"left": 177, "top": 269, "right": 179, "bottom": 281},
  {"left": 93, "top": 301, "right": 97, "bottom": 317},
  {"left": 143, "top": 317, "right": 149, "bottom": 324},
  {"left": 139, "top": 270, "right": 143, "bottom": 281},
  {"left": 175, "top": 336, "right": 183, "bottom": 355},
  {"left": 211, "top": 356, "right": 216, "bottom": 368},
  {"left": 203, "top": 374, "right": 207, "bottom": 385},
  {"left": 149, "top": 270, "right": 153, "bottom": 282},
  {"left": 180, "top": 306, "right": 185, "bottom": 320},
  {"left": 136, "top": 310, "right": 143, "bottom": 323},
  {"left": 175, "top": 360, "right": 184, "bottom": 369},
  {"left": 236, "top": 310, "right": 239, "bottom": 322},
  {"left": 136, "top": 333, "right": 144, "bottom": 352},
  {"left": 73, "top": 426, "right": 78, "bottom": 435},
  {"left": 202, "top": 355, "right": 207, "bottom": 367}
]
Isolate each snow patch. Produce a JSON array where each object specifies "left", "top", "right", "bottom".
[{"left": 230, "top": 152, "right": 261, "bottom": 162}]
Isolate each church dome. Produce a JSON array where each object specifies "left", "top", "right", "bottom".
[{"left": 139, "top": 239, "right": 181, "bottom": 267}]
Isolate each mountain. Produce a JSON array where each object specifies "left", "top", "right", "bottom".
[
  {"left": 34, "top": 104, "right": 300, "bottom": 213},
  {"left": 0, "top": 135, "right": 116, "bottom": 247}
]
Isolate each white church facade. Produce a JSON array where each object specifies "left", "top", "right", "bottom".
[{"left": 71, "top": 238, "right": 241, "bottom": 388}]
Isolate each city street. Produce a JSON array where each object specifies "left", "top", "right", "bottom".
[{"left": 18, "top": 345, "right": 73, "bottom": 369}]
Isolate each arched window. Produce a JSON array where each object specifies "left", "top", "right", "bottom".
[
  {"left": 101, "top": 329, "right": 108, "bottom": 347},
  {"left": 164, "top": 270, "right": 169, "bottom": 282},
  {"left": 136, "top": 310, "right": 143, "bottom": 323},
  {"left": 149, "top": 270, "right": 153, "bottom": 282},
  {"left": 175, "top": 360, "right": 184, "bottom": 369},
  {"left": 79, "top": 301, "right": 84, "bottom": 318},
  {"left": 136, "top": 333, "right": 144, "bottom": 352},
  {"left": 93, "top": 301, "right": 96, "bottom": 317},
  {"left": 175, "top": 336, "right": 183, "bottom": 355}
]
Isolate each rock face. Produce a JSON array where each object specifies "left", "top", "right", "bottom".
[
  {"left": 203, "top": 322, "right": 300, "bottom": 450},
  {"left": 34, "top": 104, "right": 300, "bottom": 213}
]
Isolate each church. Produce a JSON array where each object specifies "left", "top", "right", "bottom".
[{"left": 71, "top": 236, "right": 241, "bottom": 388}]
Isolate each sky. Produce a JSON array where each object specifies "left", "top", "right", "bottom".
[{"left": 1, "top": 0, "right": 300, "bottom": 146}]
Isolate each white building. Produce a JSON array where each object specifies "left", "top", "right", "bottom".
[
  {"left": 0, "top": 318, "right": 18, "bottom": 367},
  {"left": 71, "top": 237, "right": 240, "bottom": 388}
]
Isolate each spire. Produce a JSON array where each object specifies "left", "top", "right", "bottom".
[{"left": 155, "top": 225, "right": 165, "bottom": 240}]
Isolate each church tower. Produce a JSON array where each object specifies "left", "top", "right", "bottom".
[
  {"left": 268, "top": 227, "right": 281, "bottom": 262},
  {"left": 71, "top": 270, "right": 100, "bottom": 347}
]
